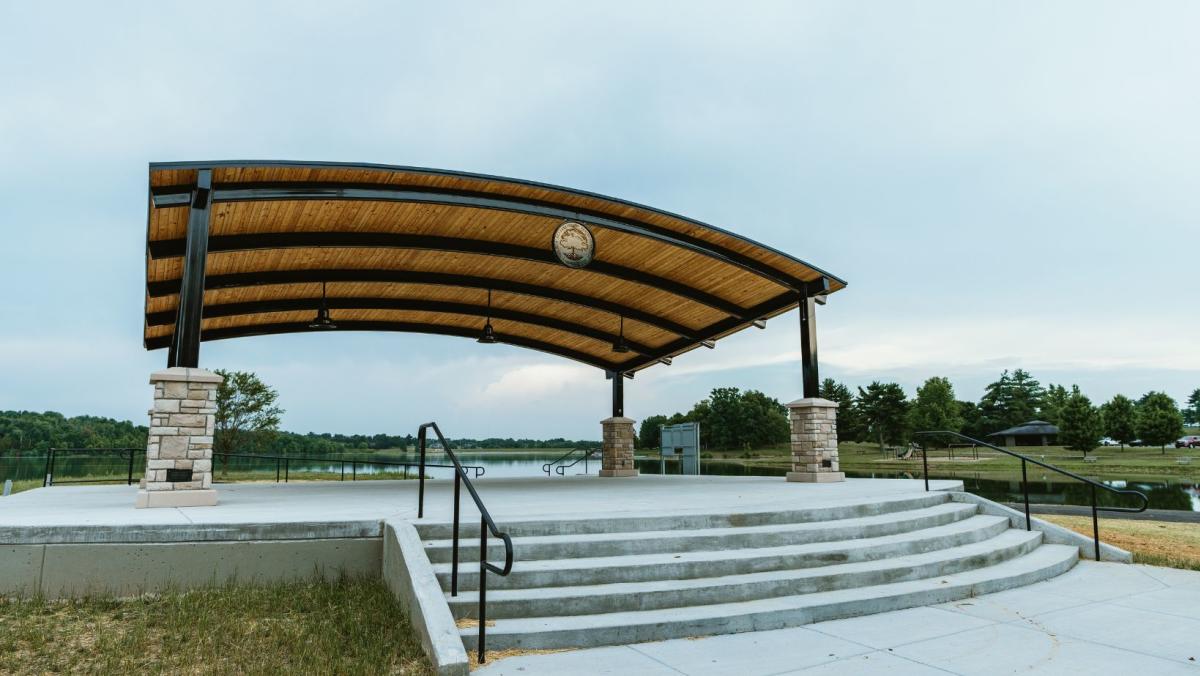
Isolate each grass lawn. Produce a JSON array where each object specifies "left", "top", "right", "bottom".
[
  {"left": 1040, "top": 515, "right": 1200, "bottom": 571},
  {"left": 0, "top": 577, "right": 430, "bottom": 675}
]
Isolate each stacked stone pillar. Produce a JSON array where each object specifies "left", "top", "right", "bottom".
[
  {"left": 599, "top": 416, "right": 638, "bottom": 477},
  {"left": 135, "top": 368, "right": 223, "bottom": 508},
  {"left": 785, "top": 398, "right": 845, "bottom": 483}
]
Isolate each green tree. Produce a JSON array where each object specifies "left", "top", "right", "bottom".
[
  {"left": 957, "top": 401, "right": 987, "bottom": 440},
  {"left": 638, "top": 414, "right": 669, "bottom": 449},
  {"left": 819, "top": 378, "right": 866, "bottom": 443},
  {"left": 213, "top": 370, "right": 284, "bottom": 457},
  {"left": 1100, "top": 395, "right": 1137, "bottom": 450},
  {"left": 1137, "top": 391, "right": 1185, "bottom": 453},
  {"left": 1040, "top": 384, "right": 1070, "bottom": 426},
  {"left": 979, "top": 369, "right": 1044, "bottom": 432},
  {"left": 1059, "top": 386, "right": 1101, "bottom": 457},
  {"left": 907, "top": 377, "right": 963, "bottom": 445},
  {"left": 1185, "top": 388, "right": 1200, "bottom": 426},
  {"left": 857, "top": 382, "right": 910, "bottom": 451}
]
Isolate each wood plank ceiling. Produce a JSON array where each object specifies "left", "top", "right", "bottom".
[{"left": 144, "top": 161, "right": 845, "bottom": 373}]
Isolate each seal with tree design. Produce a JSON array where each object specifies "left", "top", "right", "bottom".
[{"left": 552, "top": 221, "right": 595, "bottom": 269}]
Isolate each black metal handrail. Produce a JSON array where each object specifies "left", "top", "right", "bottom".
[
  {"left": 914, "top": 431, "right": 1149, "bottom": 561},
  {"left": 542, "top": 448, "right": 597, "bottom": 476},
  {"left": 416, "top": 422, "right": 513, "bottom": 665},
  {"left": 39, "top": 448, "right": 482, "bottom": 487}
]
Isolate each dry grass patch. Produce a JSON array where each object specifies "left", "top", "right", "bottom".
[
  {"left": 1040, "top": 515, "right": 1200, "bottom": 571},
  {"left": 0, "top": 577, "right": 430, "bottom": 675}
]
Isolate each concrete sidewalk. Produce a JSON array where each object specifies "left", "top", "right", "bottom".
[{"left": 476, "top": 562, "right": 1200, "bottom": 675}]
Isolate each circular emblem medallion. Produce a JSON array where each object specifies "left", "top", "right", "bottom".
[{"left": 552, "top": 221, "right": 595, "bottom": 269}]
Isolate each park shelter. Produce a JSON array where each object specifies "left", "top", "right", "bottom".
[
  {"left": 140, "top": 160, "right": 847, "bottom": 506},
  {"left": 989, "top": 420, "right": 1060, "bottom": 447}
]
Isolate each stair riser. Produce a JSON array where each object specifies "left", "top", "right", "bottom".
[
  {"left": 415, "top": 493, "right": 950, "bottom": 539},
  {"left": 460, "top": 551, "right": 1077, "bottom": 651},
  {"left": 449, "top": 534, "right": 1042, "bottom": 619},
  {"left": 439, "top": 519, "right": 1010, "bottom": 591},
  {"left": 424, "top": 506, "right": 976, "bottom": 564}
]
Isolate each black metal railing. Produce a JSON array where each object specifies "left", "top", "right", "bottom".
[
  {"left": 416, "top": 422, "right": 513, "bottom": 665},
  {"left": 39, "top": 448, "right": 483, "bottom": 487},
  {"left": 42, "top": 447, "right": 143, "bottom": 487},
  {"left": 914, "top": 431, "right": 1149, "bottom": 561},
  {"left": 542, "top": 448, "right": 597, "bottom": 476}
]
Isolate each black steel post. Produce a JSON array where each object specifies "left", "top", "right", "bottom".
[
  {"left": 168, "top": 168, "right": 213, "bottom": 368},
  {"left": 353, "top": 462, "right": 357, "bottom": 481},
  {"left": 1022, "top": 459, "right": 1031, "bottom": 530},
  {"left": 922, "top": 444, "right": 929, "bottom": 491},
  {"left": 417, "top": 429, "right": 426, "bottom": 518},
  {"left": 478, "top": 516, "right": 488, "bottom": 664},
  {"left": 284, "top": 458, "right": 289, "bottom": 483},
  {"left": 451, "top": 472, "right": 461, "bottom": 597},
  {"left": 1092, "top": 484, "right": 1100, "bottom": 561},
  {"left": 799, "top": 295, "right": 819, "bottom": 399},
  {"left": 43, "top": 449, "right": 53, "bottom": 487},
  {"left": 341, "top": 461, "right": 345, "bottom": 481},
  {"left": 276, "top": 458, "right": 280, "bottom": 482},
  {"left": 127, "top": 450, "right": 135, "bottom": 486},
  {"left": 612, "top": 372, "right": 624, "bottom": 418}
]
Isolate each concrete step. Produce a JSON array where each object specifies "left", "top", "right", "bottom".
[
  {"left": 458, "top": 544, "right": 1079, "bottom": 651},
  {"left": 413, "top": 491, "right": 951, "bottom": 540},
  {"left": 422, "top": 501, "right": 978, "bottom": 564},
  {"left": 436, "top": 514, "right": 1011, "bottom": 591},
  {"left": 448, "top": 528, "right": 1043, "bottom": 619}
]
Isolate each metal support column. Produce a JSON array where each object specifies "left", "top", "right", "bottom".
[
  {"left": 610, "top": 371, "right": 624, "bottom": 417},
  {"left": 799, "top": 294, "right": 819, "bottom": 399},
  {"left": 168, "top": 168, "right": 213, "bottom": 368}
]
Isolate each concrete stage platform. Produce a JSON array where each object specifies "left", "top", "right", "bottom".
[{"left": 0, "top": 475, "right": 964, "bottom": 542}]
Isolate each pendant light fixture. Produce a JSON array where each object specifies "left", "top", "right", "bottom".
[
  {"left": 308, "top": 282, "right": 337, "bottom": 330},
  {"left": 478, "top": 289, "right": 497, "bottom": 344},
  {"left": 611, "top": 315, "right": 630, "bottom": 353}
]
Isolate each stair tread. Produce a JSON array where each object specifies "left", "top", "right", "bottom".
[
  {"left": 432, "top": 514, "right": 1008, "bottom": 574},
  {"left": 458, "top": 544, "right": 1078, "bottom": 637},
  {"left": 447, "top": 528, "right": 1041, "bottom": 604},
  {"left": 421, "top": 502, "right": 976, "bottom": 550}
]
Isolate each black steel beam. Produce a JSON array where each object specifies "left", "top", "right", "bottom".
[
  {"left": 146, "top": 269, "right": 698, "bottom": 340},
  {"left": 167, "top": 169, "right": 212, "bottom": 368},
  {"left": 799, "top": 294, "right": 819, "bottom": 398},
  {"left": 145, "top": 320, "right": 622, "bottom": 372},
  {"left": 150, "top": 181, "right": 808, "bottom": 293},
  {"left": 147, "top": 231, "right": 747, "bottom": 317},
  {"left": 145, "top": 297, "right": 656, "bottom": 356},
  {"left": 610, "top": 371, "right": 625, "bottom": 418}
]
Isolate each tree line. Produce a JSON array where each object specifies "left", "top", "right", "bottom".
[
  {"left": 637, "top": 387, "right": 791, "bottom": 450},
  {"left": 822, "top": 370, "right": 1197, "bottom": 454}
]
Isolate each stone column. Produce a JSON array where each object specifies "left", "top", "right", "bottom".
[
  {"left": 786, "top": 398, "right": 845, "bottom": 483},
  {"left": 599, "top": 416, "right": 638, "bottom": 477},
  {"left": 135, "top": 367, "right": 223, "bottom": 508}
]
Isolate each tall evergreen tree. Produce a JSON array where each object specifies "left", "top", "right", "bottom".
[
  {"left": 1136, "top": 391, "right": 1185, "bottom": 454},
  {"left": 1059, "top": 386, "right": 1101, "bottom": 457},
  {"left": 1185, "top": 388, "right": 1200, "bottom": 426},
  {"left": 1040, "top": 384, "right": 1070, "bottom": 426},
  {"left": 857, "top": 382, "right": 910, "bottom": 451},
  {"left": 979, "top": 369, "right": 1045, "bottom": 432},
  {"left": 1100, "top": 395, "right": 1137, "bottom": 450},
  {"left": 819, "top": 378, "right": 865, "bottom": 444}
]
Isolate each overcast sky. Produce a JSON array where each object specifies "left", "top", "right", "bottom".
[{"left": 1, "top": 2, "right": 1196, "bottom": 439}]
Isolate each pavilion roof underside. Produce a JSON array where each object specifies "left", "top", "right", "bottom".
[{"left": 144, "top": 161, "right": 845, "bottom": 373}]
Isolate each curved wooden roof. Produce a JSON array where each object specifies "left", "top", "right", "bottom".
[{"left": 144, "top": 161, "right": 846, "bottom": 373}]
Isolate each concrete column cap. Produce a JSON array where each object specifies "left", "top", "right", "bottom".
[
  {"left": 787, "top": 397, "right": 839, "bottom": 409},
  {"left": 600, "top": 416, "right": 636, "bottom": 424},
  {"left": 149, "top": 367, "right": 224, "bottom": 384}
]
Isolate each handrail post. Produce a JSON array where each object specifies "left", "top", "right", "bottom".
[
  {"left": 921, "top": 444, "right": 928, "bottom": 491},
  {"left": 275, "top": 458, "right": 281, "bottom": 482},
  {"left": 44, "top": 448, "right": 53, "bottom": 487},
  {"left": 451, "top": 471, "right": 461, "bottom": 597},
  {"left": 341, "top": 461, "right": 345, "bottom": 481},
  {"left": 285, "top": 458, "right": 289, "bottom": 483},
  {"left": 1091, "top": 484, "right": 1100, "bottom": 561},
  {"left": 478, "top": 514, "right": 488, "bottom": 665},
  {"left": 48, "top": 448, "right": 56, "bottom": 487},
  {"left": 418, "top": 428, "right": 427, "bottom": 518},
  {"left": 1021, "top": 459, "right": 1031, "bottom": 531},
  {"left": 353, "top": 461, "right": 357, "bottom": 481},
  {"left": 127, "top": 449, "right": 136, "bottom": 486}
]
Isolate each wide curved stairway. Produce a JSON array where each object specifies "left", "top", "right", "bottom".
[{"left": 417, "top": 491, "right": 1078, "bottom": 652}]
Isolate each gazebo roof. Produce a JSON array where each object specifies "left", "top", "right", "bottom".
[
  {"left": 143, "top": 161, "right": 846, "bottom": 373},
  {"left": 989, "top": 421, "right": 1060, "bottom": 437}
]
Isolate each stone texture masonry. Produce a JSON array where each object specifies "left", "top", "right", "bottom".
[
  {"left": 786, "top": 398, "right": 845, "bottom": 483},
  {"left": 135, "top": 368, "right": 223, "bottom": 508},
  {"left": 599, "top": 416, "right": 638, "bottom": 478}
]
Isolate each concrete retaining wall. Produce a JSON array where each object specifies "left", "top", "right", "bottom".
[
  {"left": 948, "top": 491, "right": 1132, "bottom": 563},
  {"left": 382, "top": 519, "right": 469, "bottom": 676}
]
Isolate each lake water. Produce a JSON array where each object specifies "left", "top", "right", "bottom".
[{"left": 3, "top": 451, "right": 1197, "bottom": 512}]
